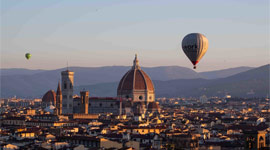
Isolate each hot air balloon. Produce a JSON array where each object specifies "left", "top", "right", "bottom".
[
  {"left": 25, "top": 53, "right": 31, "bottom": 60},
  {"left": 182, "top": 33, "right": 208, "bottom": 69}
]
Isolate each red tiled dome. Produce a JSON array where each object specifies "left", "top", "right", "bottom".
[
  {"left": 42, "top": 90, "right": 56, "bottom": 104},
  {"left": 117, "top": 56, "right": 154, "bottom": 94}
]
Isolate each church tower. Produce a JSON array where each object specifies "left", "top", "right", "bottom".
[
  {"left": 56, "top": 81, "right": 62, "bottom": 115},
  {"left": 80, "top": 91, "right": 89, "bottom": 114},
  {"left": 61, "top": 70, "right": 74, "bottom": 114}
]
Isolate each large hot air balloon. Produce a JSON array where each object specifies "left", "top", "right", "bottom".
[
  {"left": 182, "top": 33, "right": 208, "bottom": 69},
  {"left": 25, "top": 53, "right": 31, "bottom": 60}
]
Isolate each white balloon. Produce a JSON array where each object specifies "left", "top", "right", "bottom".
[{"left": 182, "top": 33, "right": 209, "bottom": 69}]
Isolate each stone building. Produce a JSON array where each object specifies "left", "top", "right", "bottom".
[
  {"left": 42, "top": 54, "right": 159, "bottom": 116},
  {"left": 61, "top": 70, "right": 74, "bottom": 114},
  {"left": 42, "top": 90, "right": 56, "bottom": 108},
  {"left": 117, "top": 54, "right": 155, "bottom": 103},
  {"left": 56, "top": 82, "right": 62, "bottom": 115},
  {"left": 117, "top": 54, "right": 159, "bottom": 116},
  {"left": 243, "top": 129, "right": 267, "bottom": 150},
  {"left": 73, "top": 96, "right": 119, "bottom": 115}
]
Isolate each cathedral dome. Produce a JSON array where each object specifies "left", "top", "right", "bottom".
[
  {"left": 117, "top": 55, "right": 154, "bottom": 95},
  {"left": 42, "top": 90, "right": 56, "bottom": 105}
]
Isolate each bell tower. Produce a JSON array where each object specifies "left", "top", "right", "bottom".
[
  {"left": 80, "top": 91, "right": 89, "bottom": 114},
  {"left": 61, "top": 70, "right": 74, "bottom": 114}
]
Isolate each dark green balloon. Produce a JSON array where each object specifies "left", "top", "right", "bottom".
[{"left": 25, "top": 53, "right": 31, "bottom": 60}]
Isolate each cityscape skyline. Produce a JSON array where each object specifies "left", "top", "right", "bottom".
[
  {"left": 1, "top": 0, "right": 269, "bottom": 71},
  {"left": 1, "top": 1, "right": 269, "bottom": 149}
]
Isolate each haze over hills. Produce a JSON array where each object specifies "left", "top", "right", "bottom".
[
  {"left": 0, "top": 65, "right": 265, "bottom": 98},
  {"left": 0, "top": 68, "right": 45, "bottom": 76},
  {"left": 156, "top": 64, "right": 269, "bottom": 97},
  {"left": 199, "top": 66, "right": 254, "bottom": 79},
  {"left": 75, "top": 65, "right": 269, "bottom": 98}
]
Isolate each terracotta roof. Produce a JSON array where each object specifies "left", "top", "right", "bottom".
[
  {"left": 117, "top": 56, "right": 154, "bottom": 93},
  {"left": 4, "top": 116, "right": 26, "bottom": 120},
  {"left": 42, "top": 90, "right": 56, "bottom": 104},
  {"left": 148, "top": 102, "right": 160, "bottom": 109},
  {"left": 89, "top": 97, "right": 117, "bottom": 100},
  {"left": 122, "top": 125, "right": 166, "bottom": 129},
  {"left": 100, "top": 134, "right": 122, "bottom": 139},
  {"left": 57, "top": 135, "right": 99, "bottom": 141}
]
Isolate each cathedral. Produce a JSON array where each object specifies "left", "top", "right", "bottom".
[
  {"left": 118, "top": 54, "right": 160, "bottom": 116},
  {"left": 41, "top": 55, "right": 160, "bottom": 117}
]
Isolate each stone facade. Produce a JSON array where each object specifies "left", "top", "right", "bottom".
[
  {"left": 43, "top": 55, "right": 158, "bottom": 117},
  {"left": 73, "top": 97, "right": 119, "bottom": 115},
  {"left": 61, "top": 70, "right": 74, "bottom": 114},
  {"left": 117, "top": 55, "right": 159, "bottom": 116}
]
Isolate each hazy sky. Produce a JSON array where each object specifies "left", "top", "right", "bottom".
[{"left": 1, "top": 0, "right": 269, "bottom": 72}]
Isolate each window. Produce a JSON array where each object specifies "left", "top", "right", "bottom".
[
  {"left": 69, "top": 104, "right": 72, "bottom": 107},
  {"left": 69, "top": 95, "right": 72, "bottom": 99},
  {"left": 126, "top": 95, "right": 129, "bottom": 99},
  {"left": 70, "top": 83, "right": 72, "bottom": 89},
  {"left": 111, "top": 103, "right": 113, "bottom": 107},
  {"left": 63, "top": 95, "right": 67, "bottom": 99},
  {"left": 149, "top": 96, "right": 152, "bottom": 100},
  {"left": 89, "top": 103, "right": 91, "bottom": 106},
  {"left": 64, "top": 83, "right": 67, "bottom": 89},
  {"left": 139, "top": 96, "right": 143, "bottom": 100},
  {"left": 100, "top": 103, "right": 102, "bottom": 107}
]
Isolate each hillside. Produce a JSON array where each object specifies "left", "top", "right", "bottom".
[
  {"left": 0, "top": 66, "right": 200, "bottom": 98},
  {"left": 74, "top": 65, "right": 269, "bottom": 98},
  {"left": 1, "top": 65, "right": 267, "bottom": 98},
  {"left": 199, "top": 66, "right": 254, "bottom": 79}
]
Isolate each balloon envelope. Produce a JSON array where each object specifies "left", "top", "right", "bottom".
[
  {"left": 182, "top": 33, "right": 208, "bottom": 69},
  {"left": 25, "top": 53, "right": 31, "bottom": 60}
]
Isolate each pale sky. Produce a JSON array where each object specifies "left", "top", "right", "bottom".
[{"left": 1, "top": 0, "right": 269, "bottom": 72}]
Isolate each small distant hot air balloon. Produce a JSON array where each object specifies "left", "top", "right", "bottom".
[
  {"left": 25, "top": 53, "right": 31, "bottom": 60},
  {"left": 182, "top": 33, "right": 208, "bottom": 69}
]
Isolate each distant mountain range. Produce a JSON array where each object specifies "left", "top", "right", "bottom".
[
  {"left": 199, "top": 66, "right": 254, "bottom": 79},
  {"left": 1, "top": 65, "right": 268, "bottom": 98}
]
